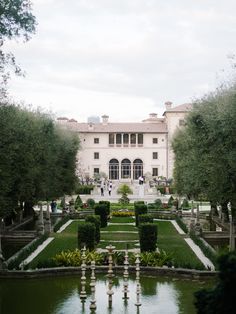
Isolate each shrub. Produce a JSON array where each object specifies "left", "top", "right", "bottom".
[
  {"left": 168, "top": 196, "right": 174, "bottom": 206},
  {"left": 98, "top": 201, "right": 110, "bottom": 215},
  {"left": 175, "top": 216, "right": 188, "bottom": 234},
  {"left": 157, "top": 185, "right": 165, "bottom": 195},
  {"left": 139, "top": 251, "right": 173, "bottom": 267},
  {"left": 134, "top": 203, "right": 147, "bottom": 226},
  {"left": 75, "top": 185, "right": 94, "bottom": 194},
  {"left": 75, "top": 195, "right": 83, "bottom": 209},
  {"left": 139, "top": 223, "right": 158, "bottom": 252},
  {"left": 53, "top": 249, "right": 104, "bottom": 267},
  {"left": 78, "top": 222, "right": 95, "bottom": 250},
  {"left": 154, "top": 198, "right": 162, "bottom": 209},
  {"left": 181, "top": 198, "right": 189, "bottom": 209},
  {"left": 117, "top": 184, "right": 132, "bottom": 205},
  {"left": 86, "top": 198, "right": 96, "bottom": 208},
  {"left": 85, "top": 215, "right": 101, "bottom": 243},
  {"left": 139, "top": 214, "right": 154, "bottom": 224},
  {"left": 111, "top": 211, "right": 135, "bottom": 217},
  {"left": 95, "top": 204, "right": 108, "bottom": 227}
]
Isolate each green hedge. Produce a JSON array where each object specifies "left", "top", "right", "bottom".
[
  {"left": 134, "top": 203, "right": 147, "bottom": 226},
  {"left": 139, "top": 223, "right": 158, "bottom": 252},
  {"left": 95, "top": 204, "right": 108, "bottom": 227},
  {"left": 86, "top": 198, "right": 96, "bottom": 208},
  {"left": 53, "top": 216, "right": 70, "bottom": 233},
  {"left": 99, "top": 201, "right": 110, "bottom": 215},
  {"left": 139, "top": 214, "right": 154, "bottom": 224},
  {"left": 75, "top": 185, "right": 94, "bottom": 194},
  {"left": 85, "top": 215, "right": 101, "bottom": 243},
  {"left": 175, "top": 216, "right": 188, "bottom": 234},
  {"left": 75, "top": 194, "right": 83, "bottom": 209},
  {"left": 78, "top": 222, "right": 95, "bottom": 250},
  {"left": 7, "top": 234, "right": 48, "bottom": 270}
]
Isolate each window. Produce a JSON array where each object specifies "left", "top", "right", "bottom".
[
  {"left": 152, "top": 168, "right": 158, "bottom": 177},
  {"left": 94, "top": 152, "right": 99, "bottom": 159},
  {"left": 179, "top": 119, "right": 185, "bottom": 126},
  {"left": 123, "top": 133, "right": 129, "bottom": 145},
  {"left": 109, "top": 134, "right": 115, "bottom": 145},
  {"left": 94, "top": 168, "right": 99, "bottom": 174},
  {"left": 116, "top": 133, "right": 122, "bottom": 144},
  {"left": 138, "top": 133, "right": 143, "bottom": 145},
  {"left": 153, "top": 152, "right": 158, "bottom": 159},
  {"left": 153, "top": 138, "right": 158, "bottom": 144},
  {"left": 94, "top": 138, "right": 99, "bottom": 144},
  {"left": 131, "top": 133, "right": 136, "bottom": 144}
]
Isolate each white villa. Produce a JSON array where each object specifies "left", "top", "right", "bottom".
[{"left": 57, "top": 102, "right": 192, "bottom": 181}]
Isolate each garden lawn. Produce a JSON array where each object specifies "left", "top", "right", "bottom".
[
  {"left": 28, "top": 220, "right": 83, "bottom": 268},
  {"left": 98, "top": 241, "right": 138, "bottom": 250},
  {"left": 155, "top": 221, "right": 204, "bottom": 269},
  {"left": 105, "top": 224, "right": 136, "bottom": 232},
  {"left": 109, "top": 217, "right": 135, "bottom": 223}
]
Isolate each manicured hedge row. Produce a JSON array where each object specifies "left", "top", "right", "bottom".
[
  {"left": 78, "top": 222, "right": 95, "bottom": 250},
  {"left": 139, "top": 223, "right": 158, "bottom": 252},
  {"left": 95, "top": 204, "right": 108, "bottom": 227},
  {"left": 85, "top": 215, "right": 101, "bottom": 243},
  {"left": 134, "top": 201, "right": 147, "bottom": 226}
]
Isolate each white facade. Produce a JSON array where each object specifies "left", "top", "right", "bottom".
[{"left": 57, "top": 102, "right": 192, "bottom": 181}]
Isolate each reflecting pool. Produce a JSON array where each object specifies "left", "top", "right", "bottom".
[{"left": 0, "top": 274, "right": 213, "bottom": 314}]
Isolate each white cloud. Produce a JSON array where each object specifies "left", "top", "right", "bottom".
[{"left": 5, "top": 0, "right": 236, "bottom": 121}]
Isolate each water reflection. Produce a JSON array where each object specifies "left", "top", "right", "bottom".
[{"left": 0, "top": 274, "right": 212, "bottom": 314}]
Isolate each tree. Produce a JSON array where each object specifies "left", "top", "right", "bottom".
[
  {"left": 195, "top": 251, "right": 236, "bottom": 314},
  {"left": 0, "top": 0, "right": 36, "bottom": 98},
  {"left": 0, "top": 103, "right": 79, "bottom": 221},
  {"left": 117, "top": 184, "right": 133, "bottom": 205},
  {"left": 172, "top": 84, "right": 236, "bottom": 219}
]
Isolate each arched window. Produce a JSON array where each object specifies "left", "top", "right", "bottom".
[
  {"left": 133, "top": 159, "right": 143, "bottom": 180},
  {"left": 109, "top": 159, "right": 119, "bottom": 180},
  {"left": 121, "top": 159, "right": 131, "bottom": 179}
]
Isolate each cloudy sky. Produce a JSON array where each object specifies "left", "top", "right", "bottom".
[{"left": 5, "top": 0, "right": 236, "bottom": 122}]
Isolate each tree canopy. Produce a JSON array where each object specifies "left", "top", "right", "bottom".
[
  {"left": 0, "top": 0, "right": 36, "bottom": 98},
  {"left": 172, "top": 84, "right": 236, "bottom": 215},
  {"left": 0, "top": 103, "right": 79, "bottom": 220}
]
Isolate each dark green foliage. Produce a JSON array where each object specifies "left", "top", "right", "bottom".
[
  {"left": 139, "top": 214, "right": 153, "bottom": 224},
  {"left": 157, "top": 186, "right": 165, "bottom": 194},
  {"left": 168, "top": 196, "right": 174, "bottom": 206},
  {"left": 99, "top": 201, "right": 110, "bottom": 215},
  {"left": 181, "top": 198, "right": 189, "bottom": 209},
  {"left": 7, "top": 234, "right": 48, "bottom": 270},
  {"left": 75, "top": 185, "right": 94, "bottom": 194},
  {"left": 190, "top": 231, "right": 217, "bottom": 267},
  {"left": 175, "top": 217, "right": 188, "bottom": 234},
  {"left": 78, "top": 222, "right": 95, "bottom": 250},
  {"left": 139, "top": 223, "right": 158, "bottom": 252},
  {"left": 195, "top": 251, "right": 236, "bottom": 314},
  {"left": 0, "top": 0, "right": 36, "bottom": 98},
  {"left": 75, "top": 195, "right": 83, "bottom": 209},
  {"left": 154, "top": 198, "right": 162, "bottom": 208},
  {"left": 134, "top": 203, "right": 147, "bottom": 226},
  {"left": 95, "top": 204, "right": 108, "bottom": 227},
  {"left": 53, "top": 216, "right": 70, "bottom": 233},
  {"left": 85, "top": 215, "right": 101, "bottom": 243},
  {"left": 86, "top": 198, "right": 95, "bottom": 208},
  {"left": 0, "top": 105, "right": 79, "bottom": 219}
]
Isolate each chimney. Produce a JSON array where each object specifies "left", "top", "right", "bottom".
[
  {"left": 165, "top": 101, "right": 172, "bottom": 110},
  {"left": 88, "top": 122, "right": 94, "bottom": 130},
  {"left": 101, "top": 115, "right": 109, "bottom": 125}
]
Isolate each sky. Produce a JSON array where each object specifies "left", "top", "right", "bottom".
[{"left": 5, "top": 0, "right": 236, "bottom": 122}]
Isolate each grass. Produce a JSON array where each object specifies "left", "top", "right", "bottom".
[
  {"left": 97, "top": 241, "right": 138, "bottom": 250},
  {"left": 101, "top": 232, "right": 138, "bottom": 241},
  {"left": 109, "top": 217, "right": 135, "bottom": 223},
  {"left": 105, "top": 224, "right": 136, "bottom": 231},
  {"left": 155, "top": 221, "right": 204, "bottom": 269}
]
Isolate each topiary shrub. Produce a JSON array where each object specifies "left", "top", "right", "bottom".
[
  {"left": 181, "top": 198, "right": 189, "bottom": 209},
  {"left": 75, "top": 195, "right": 83, "bottom": 209},
  {"left": 86, "top": 198, "right": 96, "bottom": 208},
  {"left": 85, "top": 215, "right": 101, "bottom": 243},
  {"left": 78, "top": 222, "right": 95, "bottom": 250},
  {"left": 95, "top": 204, "right": 108, "bottom": 227},
  {"left": 139, "top": 214, "right": 154, "bottom": 224},
  {"left": 168, "top": 196, "right": 174, "bottom": 206},
  {"left": 154, "top": 198, "right": 162, "bottom": 209},
  {"left": 134, "top": 203, "right": 147, "bottom": 226},
  {"left": 139, "top": 223, "right": 158, "bottom": 252},
  {"left": 99, "top": 201, "right": 110, "bottom": 216}
]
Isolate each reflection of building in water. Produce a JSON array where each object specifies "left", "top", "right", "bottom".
[{"left": 57, "top": 102, "right": 192, "bottom": 180}]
